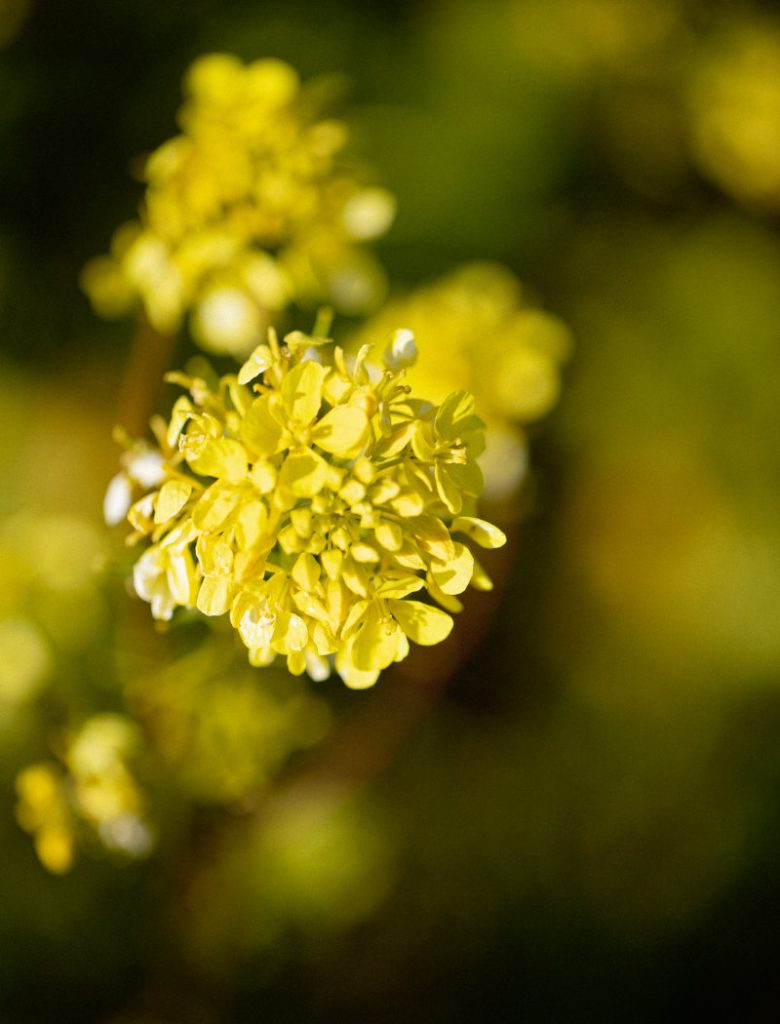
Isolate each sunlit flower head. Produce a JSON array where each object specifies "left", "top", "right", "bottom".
[
  {"left": 82, "top": 53, "right": 395, "bottom": 354},
  {"left": 119, "top": 327, "right": 506, "bottom": 689},
  {"left": 351, "top": 263, "right": 571, "bottom": 501}
]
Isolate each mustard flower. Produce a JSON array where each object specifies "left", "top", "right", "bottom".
[
  {"left": 351, "top": 263, "right": 571, "bottom": 501},
  {"left": 121, "top": 328, "right": 506, "bottom": 689},
  {"left": 16, "top": 714, "right": 153, "bottom": 873},
  {"left": 82, "top": 53, "right": 395, "bottom": 355},
  {"left": 688, "top": 21, "right": 780, "bottom": 211}
]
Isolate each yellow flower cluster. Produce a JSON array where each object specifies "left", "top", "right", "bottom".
[
  {"left": 15, "top": 715, "right": 153, "bottom": 874},
  {"left": 688, "top": 22, "right": 780, "bottom": 212},
  {"left": 352, "top": 263, "right": 571, "bottom": 501},
  {"left": 123, "top": 328, "right": 506, "bottom": 689},
  {"left": 81, "top": 53, "right": 395, "bottom": 354}
]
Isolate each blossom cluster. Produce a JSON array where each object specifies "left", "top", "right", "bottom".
[
  {"left": 352, "top": 263, "right": 571, "bottom": 500},
  {"left": 15, "top": 715, "right": 152, "bottom": 874},
  {"left": 123, "top": 328, "right": 506, "bottom": 689},
  {"left": 688, "top": 21, "right": 780, "bottom": 212},
  {"left": 81, "top": 53, "right": 395, "bottom": 354}
]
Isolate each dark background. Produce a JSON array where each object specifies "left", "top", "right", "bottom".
[{"left": 2, "top": 0, "right": 780, "bottom": 1020}]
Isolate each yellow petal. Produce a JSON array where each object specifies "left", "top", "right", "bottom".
[
  {"left": 352, "top": 608, "right": 405, "bottom": 671},
  {"left": 336, "top": 641, "right": 380, "bottom": 689},
  {"left": 189, "top": 438, "right": 247, "bottom": 483},
  {"left": 320, "top": 548, "right": 343, "bottom": 581},
  {"left": 412, "top": 514, "right": 456, "bottom": 562},
  {"left": 237, "top": 344, "right": 273, "bottom": 385},
  {"left": 196, "top": 534, "right": 232, "bottom": 575},
  {"left": 278, "top": 449, "right": 328, "bottom": 498},
  {"left": 390, "top": 490, "right": 425, "bottom": 518},
  {"left": 470, "top": 555, "right": 494, "bottom": 591},
  {"left": 312, "top": 405, "right": 368, "bottom": 456},
  {"left": 281, "top": 359, "right": 325, "bottom": 425},
  {"left": 451, "top": 516, "right": 507, "bottom": 549},
  {"left": 287, "top": 650, "right": 307, "bottom": 676},
  {"left": 374, "top": 574, "right": 425, "bottom": 599},
  {"left": 411, "top": 422, "right": 436, "bottom": 462},
  {"left": 351, "top": 542, "right": 380, "bottom": 563},
  {"left": 241, "top": 395, "right": 285, "bottom": 456},
  {"left": 339, "top": 479, "right": 366, "bottom": 505},
  {"left": 154, "top": 479, "right": 192, "bottom": 525},
  {"left": 388, "top": 599, "right": 453, "bottom": 646},
  {"left": 292, "top": 552, "right": 320, "bottom": 591},
  {"left": 435, "top": 390, "right": 480, "bottom": 439},
  {"left": 430, "top": 542, "right": 474, "bottom": 595},
  {"left": 434, "top": 463, "right": 463, "bottom": 515},
  {"left": 237, "top": 602, "right": 275, "bottom": 649},
  {"left": 293, "top": 591, "right": 329, "bottom": 621},
  {"left": 235, "top": 499, "right": 268, "bottom": 550},
  {"left": 375, "top": 420, "right": 416, "bottom": 459},
  {"left": 197, "top": 575, "right": 233, "bottom": 617},
  {"left": 166, "top": 548, "right": 197, "bottom": 606},
  {"left": 192, "top": 482, "right": 241, "bottom": 530},
  {"left": 167, "top": 396, "right": 194, "bottom": 448},
  {"left": 278, "top": 524, "right": 305, "bottom": 554},
  {"left": 291, "top": 507, "right": 312, "bottom": 537},
  {"left": 275, "top": 612, "right": 308, "bottom": 653},
  {"left": 249, "top": 459, "right": 277, "bottom": 493},
  {"left": 36, "top": 826, "right": 75, "bottom": 875},
  {"left": 341, "top": 599, "right": 369, "bottom": 638},
  {"left": 370, "top": 477, "right": 400, "bottom": 505},
  {"left": 375, "top": 519, "right": 403, "bottom": 552},
  {"left": 427, "top": 577, "right": 464, "bottom": 614},
  {"left": 342, "top": 559, "right": 370, "bottom": 597}
]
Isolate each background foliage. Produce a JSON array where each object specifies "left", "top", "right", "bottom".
[{"left": 2, "top": 0, "right": 780, "bottom": 1020}]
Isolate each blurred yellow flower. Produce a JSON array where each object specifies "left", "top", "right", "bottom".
[
  {"left": 352, "top": 263, "right": 571, "bottom": 501},
  {"left": 15, "top": 763, "right": 75, "bottom": 874},
  {"left": 688, "top": 22, "right": 780, "bottom": 211},
  {"left": 121, "top": 327, "right": 506, "bottom": 688},
  {"left": 16, "top": 714, "right": 153, "bottom": 873},
  {"left": 81, "top": 53, "right": 394, "bottom": 355}
]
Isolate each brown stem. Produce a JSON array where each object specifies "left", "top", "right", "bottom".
[{"left": 117, "top": 313, "right": 178, "bottom": 436}]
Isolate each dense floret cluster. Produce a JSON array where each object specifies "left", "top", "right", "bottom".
[
  {"left": 123, "top": 328, "right": 506, "bottom": 688},
  {"left": 82, "top": 54, "right": 394, "bottom": 354}
]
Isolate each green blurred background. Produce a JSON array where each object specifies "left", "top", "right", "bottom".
[{"left": 2, "top": 0, "right": 780, "bottom": 1020}]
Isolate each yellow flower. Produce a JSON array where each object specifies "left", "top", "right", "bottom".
[
  {"left": 351, "top": 263, "right": 571, "bottom": 501},
  {"left": 15, "top": 715, "right": 153, "bottom": 873},
  {"left": 688, "top": 21, "right": 780, "bottom": 211},
  {"left": 123, "top": 327, "right": 506, "bottom": 689},
  {"left": 82, "top": 53, "right": 395, "bottom": 354},
  {"left": 15, "top": 764, "right": 76, "bottom": 874}
]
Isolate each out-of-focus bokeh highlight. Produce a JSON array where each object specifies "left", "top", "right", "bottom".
[{"left": 2, "top": 0, "right": 780, "bottom": 1020}]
